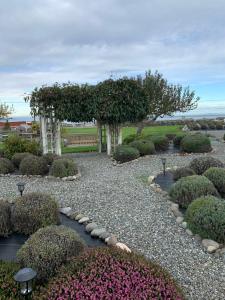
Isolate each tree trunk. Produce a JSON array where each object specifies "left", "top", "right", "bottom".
[
  {"left": 40, "top": 116, "right": 48, "bottom": 154},
  {"left": 118, "top": 126, "right": 122, "bottom": 145},
  {"left": 106, "top": 124, "right": 111, "bottom": 155},
  {"left": 136, "top": 121, "right": 145, "bottom": 135},
  {"left": 97, "top": 120, "right": 102, "bottom": 153},
  {"left": 55, "top": 121, "right": 62, "bottom": 155}
]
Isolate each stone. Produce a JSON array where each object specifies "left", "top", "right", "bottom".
[
  {"left": 91, "top": 228, "right": 107, "bottom": 237},
  {"left": 75, "top": 213, "right": 84, "bottom": 221},
  {"left": 105, "top": 235, "right": 118, "bottom": 246},
  {"left": 176, "top": 216, "right": 184, "bottom": 224},
  {"left": 147, "top": 176, "right": 155, "bottom": 184},
  {"left": 78, "top": 216, "right": 90, "bottom": 224},
  {"left": 116, "top": 242, "right": 132, "bottom": 253},
  {"left": 170, "top": 203, "right": 183, "bottom": 217},
  {"left": 207, "top": 246, "right": 218, "bottom": 254},
  {"left": 85, "top": 222, "right": 98, "bottom": 232},
  {"left": 99, "top": 231, "right": 111, "bottom": 240},
  {"left": 186, "top": 229, "right": 193, "bottom": 236},
  {"left": 59, "top": 207, "right": 72, "bottom": 215},
  {"left": 181, "top": 221, "right": 187, "bottom": 229},
  {"left": 202, "top": 239, "right": 219, "bottom": 250}
]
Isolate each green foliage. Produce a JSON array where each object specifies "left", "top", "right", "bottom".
[
  {"left": 11, "top": 193, "right": 60, "bottom": 235},
  {"left": 189, "top": 156, "right": 224, "bottom": 175},
  {"left": 0, "top": 102, "right": 13, "bottom": 118},
  {"left": 0, "top": 200, "right": 11, "bottom": 237},
  {"left": 0, "top": 158, "right": 14, "bottom": 174},
  {"left": 3, "top": 134, "right": 40, "bottom": 159},
  {"left": 165, "top": 133, "right": 176, "bottom": 140},
  {"left": 0, "top": 260, "right": 20, "bottom": 299},
  {"left": 123, "top": 134, "right": 137, "bottom": 145},
  {"left": 42, "top": 153, "right": 60, "bottom": 165},
  {"left": 19, "top": 155, "right": 49, "bottom": 175},
  {"left": 180, "top": 133, "right": 212, "bottom": 153},
  {"left": 169, "top": 175, "right": 219, "bottom": 208},
  {"left": 185, "top": 196, "right": 225, "bottom": 243},
  {"left": 129, "top": 140, "right": 155, "bottom": 156},
  {"left": 145, "top": 135, "right": 169, "bottom": 151},
  {"left": 204, "top": 167, "right": 225, "bottom": 197},
  {"left": 50, "top": 158, "right": 78, "bottom": 178},
  {"left": 173, "top": 167, "right": 196, "bottom": 181},
  {"left": 11, "top": 152, "right": 30, "bottom": 168},
  {"left": 173, "top": 133, "right": 186, "bottom": 147},
  {"left": 17, "top": 225, "right": 85, "bottom": 282},
  {"left": 113, "top": 145, "right": 140, "bottom": 163}
]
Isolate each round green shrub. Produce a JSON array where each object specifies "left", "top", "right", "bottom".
[
  {"left": 129, "top": 140, "right": 155, "bottom": 156},
  {"left": 19, "top": 155, "right": 49, "bottom": 175},
  {"left": 0, "top": 260, "right": 20, "bottom": 299},
  {"left": 189, "top": 156, "right": 224, "bottom": 175},
  {"left": 50, "top": 158, "right": 78, "bottom": 178},
  {"left": 0, "top": 158, "right": 15, "bottom": 174},
  {"left": 180, "top": 133, "right": 212, "bottom": 153},
  {"left": 113, "top": 145, "right": 140, "bottom": 163},
  {"left": 0, "top": 200, "right": 12, "bottom": 237},
  {"left": 145, "top": 135, "right": 169, "bottom": 152},
  {"left": 11, "top": 193, "right": 60, "bottom": 235},
  {"left": 204, "top": 167, "right": 225, "bottom": 197},
  {"left": 185, "top": 196, "right": 225, "bottom": 243},
  {"left": 123, "top": 134, "right": 137, "bottom": 145},
  {"left": 11, "top": 152, "right": 30, "bottom": 168},
  {"left": 173, "top": 167, "right": 196, "bottom": 181},
  {"left": 17, "top": 225, "right": 85, "bottom": 282},
  {"left": 42, "top": 153, "right": 60, "bottom": 165},
  {"left": 173, "top": 133, "right": 186, "bottom": 148},
  {"left": 169, "top": 175, "right": 219, "bottom": 208}
]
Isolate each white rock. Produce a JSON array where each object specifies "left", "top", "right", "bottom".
[
  {"left": 202, "top": 239, "right": 219, "bottom": 250},
  {"left": 59, "top": 207, "right": 72, "bottom": 215},
  {"left": 116, "top": 242, "right": 132, "bottom": 253},
  {"left": 186, "top": 229, "right": 193, "bottom": 236},
  {"left": 105, "top": 235, "right": 118, "bottom": 246},
  {"left": 75, "top": 213, "right": 84, "bottom": 221},
  {"left": 147, "top": 176, "right": 155, "bottom": 184},
  {"left": 78, "top": 217, "right": 89, "bottom": 224},
  {"left": 176, "top": 216, "right": 184, "bottom": 224},
  {"left": 181, "top": 221, "right": 187, "bottom": 229},
  {"left": 207, "top": 246, "right": 218, "bottom": 254},
  {"left": 85, "top": 222, "right": 98, "bottom": 232}
]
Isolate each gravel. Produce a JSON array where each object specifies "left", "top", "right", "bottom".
[{"left": 1, "top": 139, "right": 225, "bottom": 299}]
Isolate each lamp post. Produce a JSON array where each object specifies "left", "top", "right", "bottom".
[
  {"left": 161, "top": 157, "right": 167, "bottom": 176},
  {"left": 17, "top": 182, "right": 25, "bottom": 196},
  {"left": 14, "top": 267, "right": 37, "bottom": 299}
]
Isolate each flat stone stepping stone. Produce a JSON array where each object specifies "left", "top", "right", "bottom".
[
  {"left": 91, "top": 228, "right": 107, "bottom": 237},
  {"left": 78, "top": 217, "right": 89, "bottom": 224},
  {"left": 85, "top": 222, "right": 98, "bottom": 233},
  {"left": 75, "top": 213, "right": 84, "bottom": 221}
]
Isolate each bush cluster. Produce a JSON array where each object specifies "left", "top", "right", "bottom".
[
  {"left": 173, "top": 167, "right": 196, "bottom": 181},
  {"left": 148, "top": 135, "right": 169, "bottom": 152},
  {"left": 19, "top": 155, "right": 49, "bottom": 175},
  {"left": 204, "top": 167, "right": 225, "bottom": 197},
  {"left": 0, "top": 260, "right": 20, "bottom": 300},
  {"left": 34, "top": 247, "right": 184, "bottom": 300},
  {"left": 42, "top": 153, "right": 60, "bottom": 165},
  {"left": 113, "top": 145, "right": 140, "bottom": 163},
  {"left": 129, "top": 140, "right": 155, "bottom": 156},
  {"left": 180, "top": 133, "right": 212, "bottom": 153},
  {"left": 169, "top": 175, "right": 219, "bottom": 208},
  {"left": 123, "top": 134, "right": 137, "bottom": 145},
  {"left": 50, "top": 158, "right": 78, "bottom": 178},
  {"left": 11, "top": 152, "right": 30, "bottom": 168},
  {"left": 189, "top": 156, "right": 223, "bottom": 175},
  {"left": 0, "top": 158, "right": 14, "bottom": 174},
  {"left": 0, "top": 200, "right": 12, "bottom": 237},
  {"left": 185, "top": 196, "right": 225, "bottom": 243},
  {"left": 173, "top": 134, "right": 186, "bottom": 148},
  {"left": 17, "top": 225, "right": 85, "bottom": 282},
  {"left": 11, "top": 193, "right": 60, "bottom": 235}
]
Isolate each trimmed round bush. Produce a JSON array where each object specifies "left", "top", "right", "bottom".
[
  {"left": 180, "top": 133, "right": 212, "bottom": 153},
  {"left": 173, "top": 133, "right": 186, "bottom": 148},
  {"left": 19, "top": 155, "right": 49, "bottom": 175},
  {"left": 123, "top": 134, "right": 137, "bottom": 145},
  {"left": 50, "top": 158, "right": 78, "bottom": 178},
  {"left": 0, "top": 158, "right": 14, "bottom": 174},
  {"left": 149, "top": 135, "right": 169, "bottom": 152},
  {"left": 169, "top": 175, "right": 219, "bottom": 208},
  {"left": 0, "top": 200, "right": 12, "bottom": 237},
  {"left": 11, "top": 152, "right": 30, "bottom": 168},
  {"left": 34, "top": 247, "right": 184, "bottom": 299},
  {"left": 11, "top": 193, "right": 60, "bottom": 235},
  {"left": 0, "top": 260, "right": 20, "bottom": 299},
  {"left": 17, "top": 225, "right": 85, "bottom": 282},
  {"left": 113, "top": 145, "right": 140, "bottom": 163},
  {"left": 204, "top": 167, "right": 225, "bottom": 197},
  {"left": 173, "top": 167, "right": 196, "bottom": 181},
  {"left": 185, "top": 196, "right": 225, "bottom": 243},
  {"left": 129, "top": 140, "right": 155, "bottom": 156},
  {"left": 42, "top": 153, "right": 60, "bottom": 165},
  {"left": 189, "top": 156, "right": 224, "bottom": 175}
]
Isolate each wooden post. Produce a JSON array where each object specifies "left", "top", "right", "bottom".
[
  {"left": 106, "top": 124, "right": 111, "bottom": 155},
  {"left": 118, "top": 126, "right": 122, "bottom": 145},
  {"left": 40, "top": 115, "right": 48, "bottom": 154}
]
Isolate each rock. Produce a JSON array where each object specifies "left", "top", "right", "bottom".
[
  {"left": 105, "top": 235, "right": 118, "bottom": 246},
  {"left": 202, "top": 239, "right": 219, "bottom": 250},
  {"left": 147, "top": 176, "right": 155, "bottom": 184},
  {"left": 62, "top": 177, "right": 67, "bottom": 181},
  {"left": 75, "top": 213, "right": 84, "bottom": 221},
  {"left": 155, "top": 187, "right": 162, "bottom": 193},
  {"left": 85, "top": 222, "right": 98, "bottom": 232},
  {"left": 207, "top": 246, "right": 218, "bottom": 254},
  {"left": 91, "top": 228, "right": 107, "bottom": 237},
  {"left": 78, "top": 216, "right": 89, "bottom": 224},
  {"left": 170, "top": 203, "right": 183, "bottom": 217},
  {"left": 181, "top": 221, "right": 187, "bottom": 229},
  {"left": 116, "top": 242, "right": 132, "bottom": 253},
  {"left": 186, "top": 229, "right": 193, "bottom": 236},
  {"left": 59, "top": 207, "right": 72, "bottom": 215},
  {"left": 176, "top": 216, "right": 184, "bottom": 224},
  {"left": 99, "top": 231, "right": 111, "bottom": 240}
]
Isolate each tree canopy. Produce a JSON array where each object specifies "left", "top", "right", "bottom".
[{"left": 0, "top": 102, "right": 13, "bottom": 119}]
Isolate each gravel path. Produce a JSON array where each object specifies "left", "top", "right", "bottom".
[{"left": 1, "top": 139, "right": 225, "bottom": 299}]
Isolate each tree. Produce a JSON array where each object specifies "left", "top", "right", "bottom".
[
  {"left": 0, "top": 102, "right": 13, "bottom": 119},
  {"left": 136, "top": 71, "right": 199, "bottom": 134}
]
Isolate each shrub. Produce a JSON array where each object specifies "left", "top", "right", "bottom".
[
  {"left": 173, "top": 133, "right": 186, "bottom": 148},
  {"left": 146, "top": 135, "right": 169, "bottom": 152},
  {"left": 165, "top": 133, "right": 176, "bottom": 140},
  {"left": 11, "top": 152, "right": 30, "bottom": 168},
  {"left": 3, "top": 134, "right": 40, "bottom": 159},
  {"left": 11, "top": 193, "right": 60, "bottom": 235},
  {"left": 123, "top": 134, "right": 137, "bottom": 145},
  {"left": 17, "top": 225, "right": 85, "bottom": 282},
  {"left": 0, "top": 200, "right": 11, "bottom": 237},
  {"left": 173, "top": 167, "right": 196, "bottom": 181},
  {"left": 0, "top": 260, "right": 20, "bottom": 299},
  {"left": 50, "top": 158, "right": 78, "bottom": 178},
  {"left": 185, "top": 196, "right": 225, "bottom": 243},
  {"left": 204, "top": 167, "right": 225, "bottom": 197},
  {"left": 216, "top": 123, "right": 223, "bottom": 130},
  {"left": 208, "top": 122, "right": 216, "bottom": 130},
  {"left": 19, "top": 155, "right": 49, "bottom": 175},
  {"left": 129, "top": 140, "right": 155, "bottom": 156},
  {"left": 42, "top": 153, "right": 60, "bottom": 165},
  {"left": 113, "top": 145, "right": 140, "bottom": 163},
  {"left": 169, "top": 175, "right": 219, "bottom": 208},
  {"left": 200, "top": 123, "right": 209, "bottom": 130},
  {"left": 189, "top": 156, "right": 224, "bottom": 175},
  {"left": 34, "top": 247, "right": 184, "bottom": 300},
  {"left": 181, "top": 133, "right": 212, "bottom": 153},
  {"left": 0, "top": 158, "right": 14, "bottom": 174}
]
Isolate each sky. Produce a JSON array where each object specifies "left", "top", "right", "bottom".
[{"left": 0, "top": 0, "right": 225, "bottom": 117}]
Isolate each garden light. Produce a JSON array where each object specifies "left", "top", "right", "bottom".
[
  {"left": 14, "top": 267, "right": 37, "bottom": 299},
  {"left": 161, "top": 157, "right": 167, "bottom": 176},
  {"left": 17, "top": 182, "right": 25, "bottom": 196}
]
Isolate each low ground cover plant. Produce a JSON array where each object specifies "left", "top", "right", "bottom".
[
  {"left": 113, "top": 145, "right": 140, "bottom": 163},
  {"left": 0, "top": 157, "right": 14, "bottom": 174},
  {"left": 0, "top": 260, "right": 20, "bottom": 300},
  {"left": 173, "top": 133, "right": 186, "bottom": 148},
  {"left": 204, "top": 167, "right": 225, "bottom": 197},
  {"left": 173, "top": 167, "right": 196, "bottom": 181},
  {"left": 189, "top": 156, "right": 224, "bottom": 175},
  {"left": 42, "top": 153, "right": 60, "bottom": 165},
  {"left": 50, "top": 158, "right": 78, "bottom": 178},
  {"left": 129, "top": 140, "right": 155, "bottom": 156},
  {"left": 180, "top": 133, "right": 211, "bottom": 153},
  {"left": 146, "top": 135, "right": 169, "bottom": 152},
  {"left": 19, "top": 155, "right": 49, "bottom": 175},
  {"left": 11, "top": 152, "right": 31, "bottom": 168},
  {"left": 0, "top": 200, "right": 12, "bottom": 237}
]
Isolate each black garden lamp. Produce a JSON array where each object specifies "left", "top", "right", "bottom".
[
  {"left": 14, "top": 267, "right": 37, "bottom": 299},
  {"left": 161, "top": 157, "right": 167, "bottom": 176},
  {"left": 17, "top": 182, "right": 25, "bottom": 196}
]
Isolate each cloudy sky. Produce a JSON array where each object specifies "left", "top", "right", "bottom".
[{"left": 0, "top": 0, "right": 225, "bottom": 117}]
